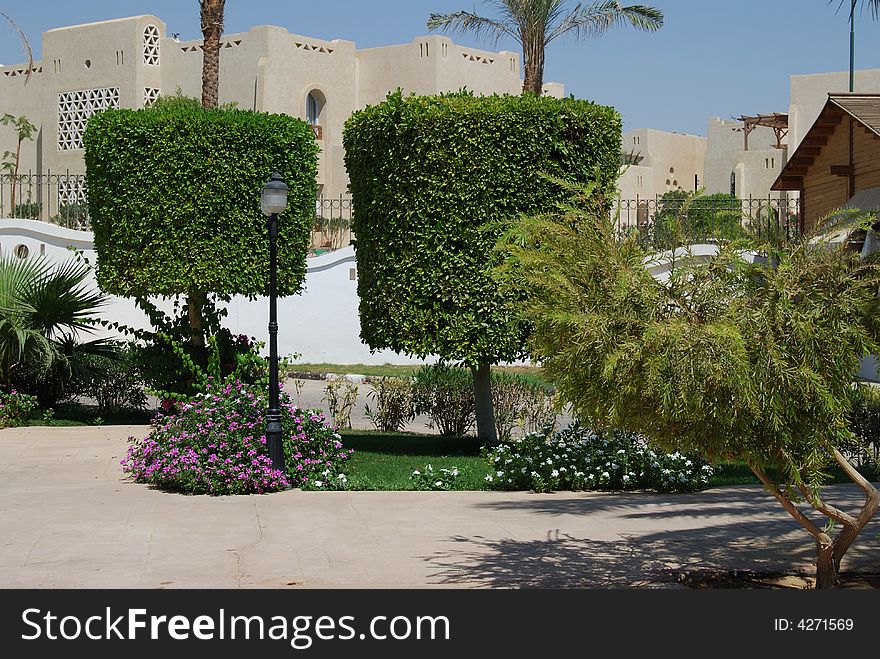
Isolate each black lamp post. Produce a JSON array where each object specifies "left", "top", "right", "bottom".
[{"left": 261, "top": 172, "right": 289, "bottom": 474}]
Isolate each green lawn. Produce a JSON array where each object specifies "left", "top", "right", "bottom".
[
  {"left": 340, "top": 430, "right": 492, "bottom": 490},
  {"left": 339, "top": 430, "right": 876, "bottom": 491}
]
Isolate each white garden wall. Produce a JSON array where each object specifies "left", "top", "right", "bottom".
[{"left": 0, "top": 220, "right": 425, "bottom": 365}]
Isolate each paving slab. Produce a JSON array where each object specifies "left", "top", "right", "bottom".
[{"left": 0, "top": 425, "right": 877, "bottom": 588}]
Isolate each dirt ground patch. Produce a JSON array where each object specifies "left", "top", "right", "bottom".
[{"left": 677, "top": 569, "right": 880, "bottom": 589}]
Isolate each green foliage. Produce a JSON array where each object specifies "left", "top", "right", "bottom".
[
  {"left": 364, "top": 376, "right": 414, "bottom": 432},
  {"left": 0, "top": 388, "right": 38, "bottom": 427},
  {"left": 498, "top": 182, "right": 880, "bottom": 586},
  {"left": 84, "top": 103, "right": 318, "bottom": 298},
  {"left": 121, "top": 379, "right": 353, "bottom": 495},
  {"left": 848, "top": 383, "right": 880, "bottom": 471},
  {"left": 411, "top": 364, "right": 476, "bottom": 436},
  {"left": 131, "top": 305, "right": 269, "bottom": 401},
  {"left": 81, "top": 343, "right": 147, "bottom": 414},
  {"left": 651, "top": 191, "right": 744, "bottom": 249},
  {"left": 483, "top": 424, "right": 714, "bottom": 493},
  {"left": 50, "top": 201, "right": 90, "bottom": 228},
  {"left": 323, "top": 377, "right": 359, "bottom": 429},
  {"left": 0, "top": 254, "right": 116, "bottom": 401},
  {"left": 410, "top": 464, "right": 461, "bottom": 491},
  {"left": 344, "top": 90, "right": 621, "bottom": 367},
  {"left": 11, "top": 200, "right": 40, "bottom": 220},
  {"left": 491, "top": 371, "right": 557, "bottom": 441}
]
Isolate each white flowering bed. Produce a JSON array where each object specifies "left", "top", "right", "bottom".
[{"left": 483, "top": 425, "right": 713, "bottom": 493}]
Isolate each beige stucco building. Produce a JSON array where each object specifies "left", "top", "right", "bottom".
[
  {"left": 618, "top": 128, "right": 707, "bottom": 200},
  {"left": 0, "top": 14, "right": 564, "bottom": 207}
]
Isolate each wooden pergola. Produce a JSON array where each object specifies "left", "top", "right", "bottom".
[{"left": 735, "top": 112, "right": 789, "bottom": 151}]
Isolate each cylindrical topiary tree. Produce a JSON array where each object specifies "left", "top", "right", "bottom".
[
  {"left": 84, "top": 98, "right": 318, "bottom": 301},
  {"left": 343, "top": 90, "right": 621, "bottom": 442}
]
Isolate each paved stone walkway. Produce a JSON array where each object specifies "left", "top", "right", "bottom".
[{"left": 0, "top": 426, "right": 877, "bottom": 588}]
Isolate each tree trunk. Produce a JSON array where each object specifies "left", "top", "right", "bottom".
[
  {"left": 187, "top": 292, "right": 206, "bottom": 349},
  {"left": 200, "top": 0, "right": 225, "bottom": 109},
  {"left": 471, "top": 363, "right": 497, "bottom": 445},
  {"left": 522, "top": 44, "right": 545, "bottom": 96},
  {"left": 815, "top": 540, "right": 839, "bottom": 590},
  {"left": 11, "top": 135, "right": 21, "bottom": 209}
]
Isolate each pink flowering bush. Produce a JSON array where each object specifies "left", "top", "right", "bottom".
[{"left": 121, "top": 379, "right": 353, "bottom": 495}]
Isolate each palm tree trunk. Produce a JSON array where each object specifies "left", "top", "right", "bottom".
[
  {"left": 200, "top": 0, "right": 225, "bottom": 110},
  {"left": 522, "top": 43, "right": 545, "bottom": 95},
  {"left": 192, "top": 1, "right": 225, "bottom": 349}
]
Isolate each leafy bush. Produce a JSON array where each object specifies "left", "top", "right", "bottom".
[
  {"left": 491, "top": 372, "right": 557, "bottom": 441},
  {"left": 364, "top": 376, "right": 414, "bottom": 432},
  {"left": 411, "top": 364, "right": 476, "bottom": 436},
  {"left": 81, "top": 343, "right": 147, "bottom": 414},
  {"left": 11, "top": 200, "right": 40, "bottom": 220},
  {"left": 121, "top": 379, "right": 353, "bottom": 495},
  {"left": 651, "top": 191, "right": 744, "bottom": 249},
  {"left": 0, "top": 389, "right": 38, "bottom": 428},
  {"left": 323, "top": 377, "right": 359, "bottom": 429},
  {"left": 50, "top": 201, "right": 90, "bottom": 228},
  {"left": 483, "top": 424, "right": 713, "bottom": 493},
  {"left": 411, "top": 464, "right": 461, "bottom": 491}
]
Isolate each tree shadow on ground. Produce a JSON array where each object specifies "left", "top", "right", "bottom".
[{"left": 425, "top": 485, "right": 880, "bottom": 588}]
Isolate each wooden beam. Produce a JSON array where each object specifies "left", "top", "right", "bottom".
[
  {"left": 812, "top": 126, "right": 836, "bottom": 136},
  {"left": 798, "top": 146, "right": 822, "bottom": 156},
  {"left": 815, "top": 115, "right": 843, "bottom": 127},
  {"left": 830, "top": 164, "right": 854, "bottom": 176},
  {"left": 802, "top": 136, "right": 829, "bottom": 146},
  {"left": 784, "top": 167, "right": 809, "bottom": 176}
]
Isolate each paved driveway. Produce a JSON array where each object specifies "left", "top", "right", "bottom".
[{"left": 0, "top": 426, "right": 877, "bottom": 588}]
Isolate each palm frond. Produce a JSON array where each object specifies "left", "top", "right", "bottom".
[
  {"left": 548, "top": 1, "right": 664, "bottom": 43},
  {"left": 428, "top": 10, "right": 522, "bottom": 45},
  {"left": 832, "top": 0, "right": 880, "bottom": 20},
  {"left": 0, "top": 12, "right": 34, "bottom": 83}
]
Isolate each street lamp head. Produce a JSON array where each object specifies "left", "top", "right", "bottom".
[{"left": 261, "top": 172, "right": 289, "bottom": 217}]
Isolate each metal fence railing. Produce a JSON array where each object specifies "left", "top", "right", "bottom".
[
  {"left": 312, "top": 194, "right": 353, "bottom": 254},
  {"left": 1, "top": 171, "right": 91, "bottom": 230},
  {"left": 2, "top": 173, "right": 801, "bottom": 252},
  {"left": 612, "top": 195, "right": 803, "bottom": 249}
]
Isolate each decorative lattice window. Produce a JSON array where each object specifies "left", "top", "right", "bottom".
[
  {"left": 57, "top": 87, "right": 120, "bottom": 151},
  {"left": 144, "top": 88, "right": 160, "bottom": 107},
  {"left": 143, "top": 24, "right": 160, "bottom": 66},
  {"left": 58, "top": 176, "right": 87, "bottom": 206}
]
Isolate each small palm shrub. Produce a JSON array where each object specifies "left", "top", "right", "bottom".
[
  {"left": 483, "top": 424, "right": 713, "bottom": 493},
  {"left": 122, "top": 379, "right": 353, "bottom": 495}
]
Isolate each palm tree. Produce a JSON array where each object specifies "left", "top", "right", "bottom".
[
  {"left": 832, "top": 1, "right": 880, "bottom": 91},
  {"left": 199, "top": 0, "right": 226, "bottom": 109},
  {"left": 188, "top": 0, "right": 227, "bottom": 350},
  {"left": 0, "top": 255, "right": 117, "bottom": 401},
  {"left": 428, "top": 1, "right": 663, "bottom": 95}
]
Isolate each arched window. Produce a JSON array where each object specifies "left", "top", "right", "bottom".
[
  {"left": 306, "top": 90, "right": 326, "bottom": 140},
  {"left": 730, "top": 171, "right": 736, "bottom": 197}
]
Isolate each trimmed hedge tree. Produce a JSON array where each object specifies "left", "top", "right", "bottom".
[
  {"left": 343, "top": 91, "right": 621, "bottom": 442},
  {"left": 84, "top": 100, "right": 318, "bottom": 301}
]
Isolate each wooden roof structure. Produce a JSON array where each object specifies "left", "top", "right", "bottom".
[
  {"left": 772, "top": 93, "right": 880, "bottom": 191},
  {"left": 735, "top": 112, "right": 788, "bottom": 150}
]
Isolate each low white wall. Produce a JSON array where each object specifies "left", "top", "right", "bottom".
[{"left": 0, "top": 220, "right": 424, "bottom": 365}]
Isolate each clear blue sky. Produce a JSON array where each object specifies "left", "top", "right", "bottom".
[{"left": 4, "top": 0, "right": 880, "bottom": 136}]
